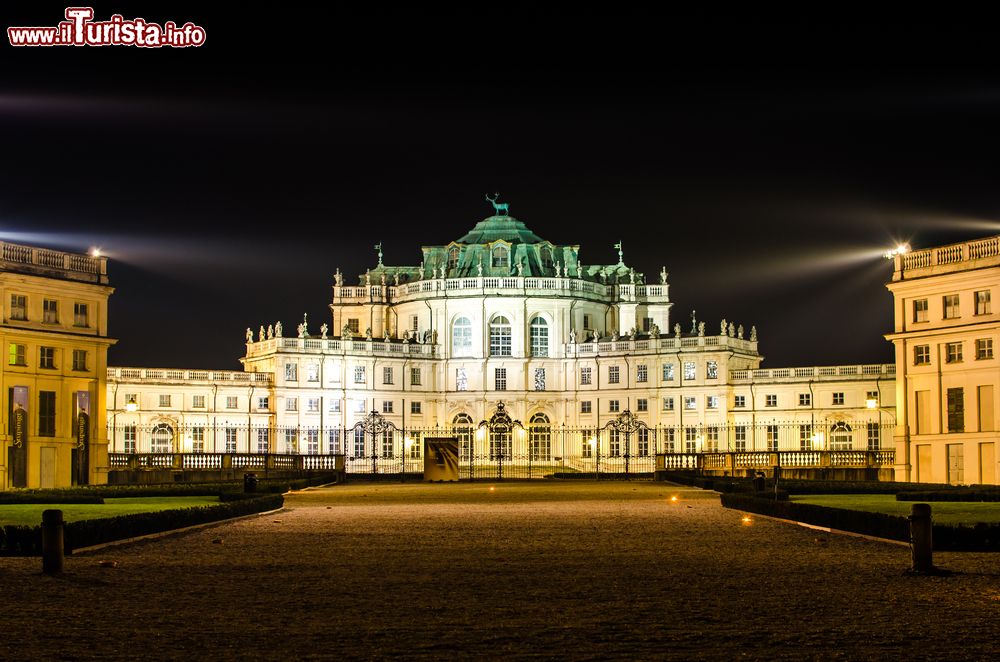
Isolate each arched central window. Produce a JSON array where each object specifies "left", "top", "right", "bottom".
[
  {"left": 448, "top": 247, "right": 460, "bottom": 270},
  {"left": 529, "top": 413, "right": 551, "bottom": 461},
  {"left": 490, "top": 315, "right": 512, "bottom": 356},
  {"left": 151, "top": 423, "right": 174, "bottom": 454},
  {"left": 452, "top": 317, "right": 472, "bottom": 357},
  {"left": 454, "top": 413, "right": 473, "bottom": 461},
  {"left": 491, "top": 245, "right": 509, "bottom": 268},
  {"left": 530, "top": 316, "right": 548, "bottom": 357},
  {"left": 830, "top": 422, "right": 853, "bottom": 450}
]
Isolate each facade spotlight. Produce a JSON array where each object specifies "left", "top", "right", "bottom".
[
  {"left": 90, "top": 247, "right": 101, "bottom": 257},
  {"left": 884, "top": 243, "right": 910, "bottom": 260}
]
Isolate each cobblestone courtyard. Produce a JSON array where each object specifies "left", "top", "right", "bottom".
[{"left": 2, "top": 482, "right": 999, "bottom": 660}]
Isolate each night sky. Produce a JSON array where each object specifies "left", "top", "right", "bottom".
[{"left": 3, "top": 7, "right": 1000, "bottom": 370}]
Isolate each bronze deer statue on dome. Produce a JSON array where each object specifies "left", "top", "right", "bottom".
[{"left": 486, "top": 193, "right": 509, "bottom": 216}]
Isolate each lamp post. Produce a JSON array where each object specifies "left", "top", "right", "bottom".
[{"left": 477, "top": 402, "right": 524, "bottom": 481}]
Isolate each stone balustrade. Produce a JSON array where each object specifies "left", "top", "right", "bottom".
[
  {"left": 108, "top": 367, "right": 274, "bottom": 384},
  {"left": 245, "top": 336, "right": 439, "bottom": 358},
  {"left": 1, "top": 239, "right": 108, "bottom": 284},
  {"left": 728, "top": 364, "right": 895, "bottom": 382},
  {"left": 565, "top": 333, "right": 757, "bottom": 357},
  {"left": 897, "top": 234, "right": 1000, "bottom": 278}
]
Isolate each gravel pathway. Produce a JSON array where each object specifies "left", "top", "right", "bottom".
[{"left": 1, "top": 482, "right": 998, "bottom": 660}]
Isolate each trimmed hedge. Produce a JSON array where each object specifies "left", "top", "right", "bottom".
[
  {"left": 0, "top": 491, "right": 104, "bottom": 505},
  {"left": 0, "top": 494, "right": 283, "bottom": 556},
  {"left": 661, "top": 471, "right": 972, "bottom": 496},
  {"left": 897, "top": 489, "right": 1000, "bottom": 502},
  {"left": 721, "top": 493, "right": 1000, "bottom": 551}
]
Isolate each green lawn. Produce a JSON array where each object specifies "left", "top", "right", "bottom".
[
  {"left": 0, "top": 496, "right": 220, "bottom": 527},
  {"left": 791, "top": 494, "right": 1000, "bottom": 525}
]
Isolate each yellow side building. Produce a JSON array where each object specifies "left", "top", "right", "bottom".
[
  {"left": 0, "top": 241, "right": 114, "bottom": 489},
  {"left": 887, "top": 235, "right": 1000, "bottom": 484}
]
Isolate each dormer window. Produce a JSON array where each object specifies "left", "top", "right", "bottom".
[
  {"left": 448, "top": 247, "right": 460, "bottom": 270},
  {"left": 540, "top": 246, "right": 553, "bottom": 270},
  {"left": 491, "top": 245, "right": 509, "bottom": 268}
]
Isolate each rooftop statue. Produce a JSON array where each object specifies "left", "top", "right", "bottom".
[
  {"left": 259, "top": 325, "right": 265, "bottom": 342},
  {"left": 275, "top": 321, "right": 283, "bottom": 338},
  {"left": 485, "top": 192, "right": 509, "bottom": 216},
  {"left": 721, "top": 318, "right": 727, "bottom": 336},
  {"left": 246, "top": 328, "right": 253, "bottom": 344},
  {"left": 334, "top": 268, "right": 343, "bottom": 287},
  {"left": 750, "top": 325, "right": 758, "bottom": 342},
  {"left": 342, "top": 323, "right": 352, "bottom": 338},
  {"left": 660, "top": 266, "right": 668, "bottom": 284},
  {"left": 737, "top": 324, "right": 744, "bottom": 339},
  {"left": 698, "top": 321, "right": 705, "bottom": 337},
  {"left": 320, "top": 323, "right": 328, "bottom": 339}
]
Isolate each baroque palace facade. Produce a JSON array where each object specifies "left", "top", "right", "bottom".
[{"left": 104, "top": 208, "right": 897, "bottom": 479}]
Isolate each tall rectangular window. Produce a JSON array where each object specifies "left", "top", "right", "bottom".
[
  {"left": 580, "top": 367, "right": 592, "bottom": 385},
  {"left": 947, "top": 388, "right": 965, "bottom": 433},
  {"left": 637, "top": 398, "right": 648, "bottom": 412},
  {"left": 192, "top": 427, "right": 205, "bottom": 453},
  {"left": 43, "top": 299, "right": 58, "bottom": 324},
  {"left": 663, "top": 428, "right": 676, "bottom": 453},
  {"left": 8, "top": 343, "right": 26, "bottom": 366},
  {"left": 306, "top": 364, "right": 320, "bottom": 382},
  {"left": 583, "top": 314, "right": 592, "bottom": 330},
  {"left": 159, "top": 394, "right": 171, "bottom": 408},
  {"left": 285, "top": 429, "right": 298, "bottom": 454},
  {"left": 706, "top": 427, "right": 719, "bottom": 452},
  {"left": 636, "top": 364, "right": 648, "bottom": 383},
  {"left": 609, "top": 400, "right": 620, "bottom": 413},
  {"left": 124, "top": 425, "right": 137, "bottom": 454},
  {"left": 914, "top": 345, "right": 930, "bottom": 365},
  {"left": 39, "top": 347, "right": 55, "bottom": 369},
  {"left": 258, "top": 428, "right": 271, "bottom": 453},
  {"left": 306, "top": 429, "right": 319, "bottom": 455},
  {"left": 307, "top": 398, "right": 320, "bottom": 413},
  {"left": 799, "top": 424, "right": 813, "bottom": 450},
  {"left": 706, "top": 361, "right": 718, "bottom": 379},
  {"left": 456, "top": 368, "right": 468, "bottom": 391},
  {"left": 638, "top": 428, "right": 650, "bottom": 456},
  {"left": 734, "top": 426, "right": 747, "bottom": 452},
  {"left": 39, "top": 391, "right": 56, "bottom": 437},
  {"left": 494, "top": 368, "right": 507, "bottom": 391},
  {"left": 976, "top": 290, "right": 992, "bottom": 316},
  {"left": 10, "top": 294, "right": 26, "bottom": 321},
  {"left": 353, "top": 428, "right": 365, "bottom": 457},
  {"left": 411, "top": 401, "right": 422, "bottom": 415},
  {"left": 685, "top": 427, "right": 697, "bottom": 453},
  {"left": 383, "top": 367, "right": 394, "bottom": 384},
  {"left": 943, "top": 294, "right": 960, "bottom": 319},
  {"left": 411, "top": 315, "right": 419, "bottom": 333},
  {"left": 663, "top": 397, "right": 674, "bottom": 411},
  {"left": 706, "top": 395, "right": 718, "bottom": 409},
  {"left": 608, "top": 366, "right": 620, "bottom": 384},
  {"left": 410, "top": 367, "right": 421, "bottom": 385},
  {"left": 683, "top": 362, "right": 696, "bottom": 380},
  {"left": 662, "top": 364, "right": 674, "bottom": 381},
  {"left": 581, "top": 401, "right": 592, "bottom": 414},
  {"left": 866, "top": 423, "right": 880, "bottom": 450},
  {"left": 327, "top": 429, "right": 340, "bottom": 454},
  {"left": 285, "top": 363, "right": 297, "bottom": 381},
  {"left": 286, "top": 397, "right": 298, "bottom": 412},
  {"left": 534, "top": 368, "right": 546, "bottom": 391},
  {"left": 382, "top": 400, "right": 393, "bottom": 414},
  {"left": 766, "top": 425, "right": 779, "bottom": 451},
  {"left": 73, "top": 302, "right": 89, "bottom": 327},
  {"left": 354, "top": 366, "right": 366, "bottom": 384},
  {"left": 913, "top": 298, "right": 928, "bottom": 323}
]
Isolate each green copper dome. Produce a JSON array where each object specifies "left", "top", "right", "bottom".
[{"left": 453, "top": 215, "right": 547, "bottom": 245}]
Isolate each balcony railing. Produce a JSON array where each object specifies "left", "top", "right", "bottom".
[
  {"left": 729, "top": 364, "right": 895, "bottom": 382},
  {"left": 246, "top": 336, "right": 439, "bottom": 358},
  {"left": 108, "top": 367, "right": 274, "bottom": 385},
  {"left": 0, "top": 240, "right": 108, "bottom": 284}
]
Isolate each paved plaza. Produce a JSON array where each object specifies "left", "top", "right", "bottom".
[{"left": 2, "top": 482, "right": 999, "bottom": 659}]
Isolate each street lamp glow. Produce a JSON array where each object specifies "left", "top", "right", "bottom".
[
  {"left": 89, "top": 247, "right": 101, "bottom": 257},
  {"left": 125, "top": 396, "right": 138, "bottom": 412},
  {"left": 811, "top": 432, "right": 824, "bottom": 449},
  {"left": 866, "top": 398, "right": 878, "bottom": 409}
]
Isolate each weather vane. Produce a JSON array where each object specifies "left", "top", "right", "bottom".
[
  {"left": 485, "top": 193, "right": 509, "bottom": 217},
  {"left": 374, "top": 242, "right": 383, "bottom": 266},
  {"left": 614, "top": 241, "right": 623, "bottom": 265}
]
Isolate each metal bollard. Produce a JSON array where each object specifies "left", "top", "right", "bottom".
[
  {"left": 909, "top": 503, "right": 933, "bottom": 573},
  {"left": 41, "top": 509, "right": 65, "bottom": 575}
]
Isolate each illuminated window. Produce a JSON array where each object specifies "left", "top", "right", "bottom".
[
  {"left": 490, "top": 316, "right": 512, "bottom": 356},
  {"left": 529, "top": 413, "right": 551, "bottom": 461},
  {"left": 286, "top": 397, "right": 298, "bottom": 412},
  {"left": 663, "top": 397, "right": 674, "bottom": 411},
  {"left": 530, "top": 317, "right": 549, "bottom": 357},
  {"left": 8, "top": 343, "right": 25, "bottom": 366},
  {"left": 285, "top": 363, "right": 297, "bottom": 381},
  {"left": 684, "top": 396, "right": 696, "bottom": 411},
  {"left": 580, "top": 367, "right": 592, "bottom": 385},
  {"left": 452, "top": 317, "right": 473, "bottom": 356},
  {"left": 308, "top": 398, "right": 320, "bottom": 413},
  {"left": 683, "top": 362, "right": 696, "bottom": 380},
  {"left": 354, "top": 366, "right": 366, "bottom": 384},
  {"left": 307, "top": 364, "right": 319, "bottom": 382},
  {"left": 914, "top": 345, "right": 930, "bottom": 365},
  {"left": 491, "top": 245, "right": 509, "bottom": 268},
  {"left": 662, "top": 364, "right": 674, "bottom": 381},
  {"left": 456, "top": 368, "right": 468, "bottom": 391},
  {"left": 830, "top": 422, "right": 853, "bottom": 450},
  {"left": 495, "top": 368, "right": 507, "bottom": 391},
  {"left": 150, "top": 423, "right": 173, "bottom": 452},
  {"left": 192, "top": 427, "right": 205, "bottom": 454},
  {"left": 706, "top": 361, "right": 718, "bottom": 379},
  {"left": 943, "top": 294, "right": 960, "bottom": 319},
  {"left": 637, "top": 364, "right": 648, "bottom": 383},
  {"left": 913, "top": 298, "right": 928, "bottom": 323},
  {"left": 976, "top": 290, "right": 992, "bottom": 315}
]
